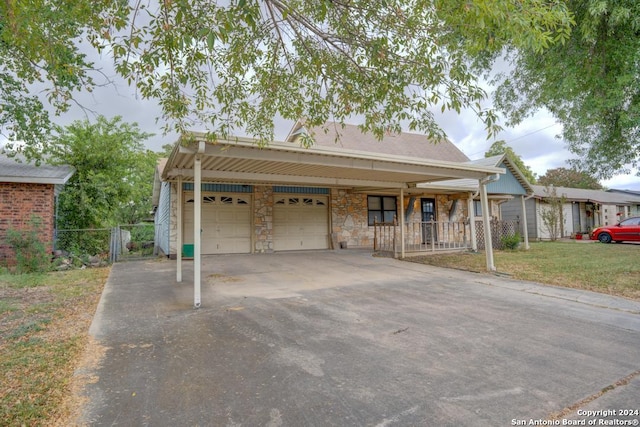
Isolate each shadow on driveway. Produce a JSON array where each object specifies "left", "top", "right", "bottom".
[{"left": 78, "top": 251, "right": 640, "bottom": 426}]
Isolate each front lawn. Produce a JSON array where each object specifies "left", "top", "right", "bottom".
[
  {"left": 0, "top": 268, "right": 109, "bottom": 426},
  {"left": 406, "top": 241, "right": 640, "bottom": 300}
]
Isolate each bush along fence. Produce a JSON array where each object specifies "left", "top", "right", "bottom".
[{"left": 475, "top": 219, "right": 521, "bottom": 250}]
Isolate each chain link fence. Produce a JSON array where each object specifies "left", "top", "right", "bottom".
[
  {"left": 55, "top": 223, "right": 155, "bottom": 264},
  {"left": 114, "top": 224, "right": 155, "bottom": 261}
]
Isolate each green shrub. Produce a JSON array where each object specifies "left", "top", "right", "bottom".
[
  {"left": 55, "top": 229, "right": 110, "bottom": 258},
  {"left": 4, "top": 217, "right": 50, "bottom": 274},
  {"left": 501, "top": 232, "right": 522, "bottom": 250}
]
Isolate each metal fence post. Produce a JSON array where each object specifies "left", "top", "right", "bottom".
[{"left": 109, "top": 226, "right": 121, "bottom": 263}]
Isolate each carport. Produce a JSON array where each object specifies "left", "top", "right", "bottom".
[{"left": 162, "top": 134, "right": 505, "bottom": 307}]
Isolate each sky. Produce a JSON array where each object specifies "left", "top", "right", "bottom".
[{"left": 19, "top": 45, "right": 640, "bottom": 191}]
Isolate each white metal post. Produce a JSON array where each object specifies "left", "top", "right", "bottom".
[
  {"left": 468, "top": 192, "right": 477, "bottom": 252},
  {"left": 480, "top": 181, "right": 496, "bottom": 271},
  {"left": 520, "top": 195, "right": 530, "bottom": 250},
  {"left": 193, "top": 154, "right": 202, "bottom": 308},
  {"left": 400, "top": 188, "right": 405, "bottom": 258},
  {"left": 176, "top": 176, "right": 183, "bottom": 282}
]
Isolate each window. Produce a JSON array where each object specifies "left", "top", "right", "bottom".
[
  {"left": 474, "top": 200, "right": 483, "bottom": 217},
  {"left": 368, "top": 196, "right": 397, "bottom": 225}
]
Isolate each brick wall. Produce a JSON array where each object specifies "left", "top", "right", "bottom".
[{"left": 0, "top": 182, "right": 55, "bottom": 265}]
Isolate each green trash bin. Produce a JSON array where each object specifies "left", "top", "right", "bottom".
[{"left": 183, "top": 244, "right": 194, "bottom": 258}]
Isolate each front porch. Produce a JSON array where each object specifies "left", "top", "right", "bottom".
[{"left": 373, "top": 218, "right": 521, "bottom": 257}]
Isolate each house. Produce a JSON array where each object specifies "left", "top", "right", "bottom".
[
  {"left": 153, "top": 121, "right": 507, "bottom": 307},
  {"left": 501, "top": 185, "right": 640, "bottom": 240},
  {"left": 606, "top": 189, "right": 640, "bottom": 216},
  {"left": 419, "top": 154, "right": 535, "bottom": 249},
  {"left": 0, "top": 154, "right": 75, "bottom": 265}
]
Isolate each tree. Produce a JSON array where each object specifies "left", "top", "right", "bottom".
[
  {"left": 540, "top": 185, "right": 566, "bottom": 241},
  {"left": 48, "top": 116, "right": 156, "bottom": 230},
  {"left": 160, "top": 143, "right": 175, "bottom": 158},
  {"left": 538, "top": 167, "right": 603, "bottom": 190},
  {"left": 484, "top": 140, "right": 537, "bottom": 184},
  {"left": 0, "top": 0, "right": 573, "bottom": 159},
  {"left": 490, "top": 0, "right": 640, "bottom": 179}
]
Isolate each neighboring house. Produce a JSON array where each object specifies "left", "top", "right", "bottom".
[
  {"left": 502, "top": 185, "right": 640, "bottom": 240},
  {"left": 607, "top": 189, "right": 640, "bottom": 216},
  {"left": 0, "top": 154, "right": 75, "bottom": 265},
  {"left": 152, "top": 121, "right": 507, "bottom": 307}
]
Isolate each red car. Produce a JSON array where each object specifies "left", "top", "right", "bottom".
[{"left": 591, "top": 216, "right": 640, "bottom": 243}]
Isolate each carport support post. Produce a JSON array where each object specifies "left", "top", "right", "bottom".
[
  {"left": 520, "top": 195, "right": 530, "bottom": 250},
  {"left": 468, "top": 192, "right": 477, "bottom": 252},
  {"left": 193, "top": 150, "right": 203, "bottom": 308},
  {"left": 400, "top": 188, "right": 405, "bottom": 258},
  {"left": 176, "top": 176, "right": 183, "bottom": 282},
  {"left": 480, "top": 179, "right": 496, "bottom": 271}
]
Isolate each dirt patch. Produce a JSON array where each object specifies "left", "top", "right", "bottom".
[
  {"left": 56, "top": 336, "right": 109, "bottom": 427},
  {"left": 208, "top": 273, "right": 243, "bottom": 284}
]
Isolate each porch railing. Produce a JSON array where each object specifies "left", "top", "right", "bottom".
[{"left": 374, "top": 219, "right": 470, "bottom": 256}]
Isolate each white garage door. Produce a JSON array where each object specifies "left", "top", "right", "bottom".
[
  {"left": 183, "top": 192, "right": 251, "bottom": 254},
  {"left": 273, "top": 196, "right": 329, "bottom": 251}
]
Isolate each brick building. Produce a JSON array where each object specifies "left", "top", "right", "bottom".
[{"left": 0, "top": 154, "right": 74, "bottom": 265}]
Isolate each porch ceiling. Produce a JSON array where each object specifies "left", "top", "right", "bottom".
[{"left": 162, "top": 135, "right": 504, "bottom": 189}]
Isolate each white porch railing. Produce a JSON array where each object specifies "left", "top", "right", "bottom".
[{"left": 374, "top": 219, "right": 471, "bottom": 256}]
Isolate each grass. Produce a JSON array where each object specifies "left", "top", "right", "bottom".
[
  {"left": 0, "top": 267, "right": 110, "bottom": 426},
  {"left": 406, "top": 241, "right": 640, "bottom": 300}
]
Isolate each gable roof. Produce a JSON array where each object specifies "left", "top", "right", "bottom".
[
  {"left": 0, "top": 154, "right": 74, "bottom": 185},
  {"left": 607, "top": 189, "right": 640, "bottom": 197},
  {"left": 286, "top": 120, "right": 470, "bottom": 163},
  {"left": 532, "top": 185, "right": 640, "bottom": 205},
  {"left": 416, "top": 154, "right": 533, "bottom": 196}
]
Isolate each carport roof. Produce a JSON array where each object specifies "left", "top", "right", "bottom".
[{"left": 162, "top": 134, "right": 504, "bottom": 189}]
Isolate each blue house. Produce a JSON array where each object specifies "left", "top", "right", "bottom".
[{"left": 418, "top": 154, "right": 535, "bottom": 250}]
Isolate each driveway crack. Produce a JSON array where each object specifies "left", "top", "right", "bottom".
[{"left": 547, "top": 369, "right": 640, "bottom": 420}]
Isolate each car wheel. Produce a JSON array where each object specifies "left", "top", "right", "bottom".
[{"left": 598, "top": 233, "right": 612, "bottom": 243}]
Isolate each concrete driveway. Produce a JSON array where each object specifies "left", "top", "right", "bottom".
[{"left": 79, "top": 250, "right": 640, "bottom": 426}]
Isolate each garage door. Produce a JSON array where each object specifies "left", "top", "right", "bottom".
[
  {"left": 183, "top": 192, "right": 251, "bottom": 254},
  {"left": 273, "top": 196, "right": 329, "bottom": 251}
]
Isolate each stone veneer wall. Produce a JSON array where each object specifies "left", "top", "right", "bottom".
[
  {"left": 0, "top": 182, "right": 55, "bottom": 265},
  {"left": 253, "top": 186, "right": 273, "bottom": 253},
  {"left": 330, "top": 191, "right": 469, "bottom": 248},
  {"left": 331, "top": 188, "right": 372, "bottom": 248}
]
